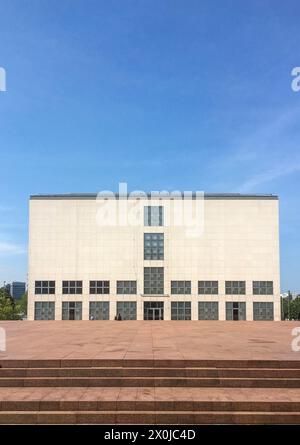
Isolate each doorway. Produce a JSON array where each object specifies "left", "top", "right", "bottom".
[
  {"left": 144, "top": 302, "right": 164, "bottom": 320},
  {"left": 233, "top": 307, "right": 239, "bottom": 320},
  {"left": 226, "top": 302, "right": 246, "bottom": 321},
  {"left": 147, "top": 307, "right": 163, "bottom": 320}
]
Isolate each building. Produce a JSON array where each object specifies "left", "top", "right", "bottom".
[
  {"left": 6, "top": 282, "right": 26, "bottom": 300},
  {"left": 27, "top": 192, "right": 280, "bottom": 321}
]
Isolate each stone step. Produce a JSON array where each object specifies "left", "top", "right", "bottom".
[
  {"left": 2, "top": 359, "right": 300, "bottom": 369},
  {"left": 1, "top": 376, "right": 300, "bottom": 388},
  {"left": 1, "top": 410, "right": 300, "bottom": 424},
  {"left": 1, "top": 367, "right": 300, "bottom": 378},
  {"left": 1, "top": 399, "right": 300, "bottom": 412}
]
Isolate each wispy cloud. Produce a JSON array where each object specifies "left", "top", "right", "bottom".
[
  {"left": 238, "top": 161, "right": 300, "bottom": 192},
  {"left": 0, "top": 205, "right": 14, "bottom": 212},
  {"left": 216, "top": 107, "right": 300, "bottom": 192},
  {"left": 0, "top": 241, "right": 26, "bottom": 255}
]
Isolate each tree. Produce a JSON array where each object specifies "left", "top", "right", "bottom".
[
  {"left": 281, "top": 295, "right": 300, "bottom": 320},
  {"left": 18, "top": 292, "right": 27, "bottom": 316}
]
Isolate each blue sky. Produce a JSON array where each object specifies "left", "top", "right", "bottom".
[{"left": 0, "top": 0, "right": 299, "bottom": 292}]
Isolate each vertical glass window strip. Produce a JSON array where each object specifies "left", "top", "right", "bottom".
[
  {"left": 144, "top": 267, "right": 164, "bottom": 294},
  {"left": 116, "top": 281, "right": 137, "bottom": 294},
  {"left": 144, "top": 233, "right": 164, "bottom": 260}
]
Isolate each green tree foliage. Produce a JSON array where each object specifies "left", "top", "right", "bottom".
[
  {"left": 0, "top": 287, "right": 20, "bottom": 320},
  {"left": 18, "top": 292, "right": 27, "bottom": 316},
  {"left": 282, "top": 296, "right": 300, "bottom": 320}
]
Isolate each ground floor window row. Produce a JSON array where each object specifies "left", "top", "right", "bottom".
[
  {"left": 34, "top": 301, "right": 274, "bottom": 321},
  {"left": 34, "top": 280, "right": 274, "bottom": 295}
]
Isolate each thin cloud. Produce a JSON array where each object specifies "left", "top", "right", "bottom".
[
  {"left": 217, "top": 107, "right": 300, "bottom": 192},
  {"left": 238, "top": 162, "right": 300, "bottom": 192},
  {"left": 0, "top": 241, "right": 26, "bottom": 255}
]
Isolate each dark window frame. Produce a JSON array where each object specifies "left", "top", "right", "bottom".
[
  {"left": 171, "top": 281, "right": 191, "bottom": 295},
  {"left": 198, "top": 281, "right": 218, "bottom": 295},
  {"left": 171, "top": 301, "right": 191, "bottom": 320},
  {"left": 89, "top": 280, "right": 110, "bottom": 294},
  {"left": 144, "top": 267, "right": 164, "bottom": 295},
  {"left": 225, "top": 281, "right": 246, "bottom": 295},
  {"left": 198, "top": 301, "right": 219, "bottom": 320},
  {"left": 34, "top": 301, "right": 55, "bottom": 320},
  {"left": 116, "top": 301, "right": 137, "bottom": 320},
  {"left": 35, "top": 281, "right": 55, "bottom": 295},
  {"left": 62, "top": 281, "right": 83, "bottom": 295},
  {"left": 89, "top": 301, "right": 110, "bottom": 320},
  {"left": 116, "top": 280, "right": 137, "bottom": 295},
  {"left": 253, "top": 281, "right": 273, "bottom": 295}
]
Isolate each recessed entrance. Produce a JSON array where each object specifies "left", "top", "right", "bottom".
[
  {"left": 144, "top": 302, "right": 164, "bottom": 320},
  {"left": 226, "top": 302, "right": 246, "bottom": 321}
]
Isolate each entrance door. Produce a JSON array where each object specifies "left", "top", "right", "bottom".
[
  {"left": 69, "top": 308, "right": 75, "bottom": 320},
  {"left": 226, "top": 302, "right": 246, "bottom": 321},
  {"left": 144, "top": 302, "right": 164, "bottom": 320},
  {"left": 151, "top": 308, "right": 162, "bottom": 320},
  {"left": 147, "top": 308, "right": 162, "bottom": 320},
  {"left": 233, "top": 308, "right": 239, "bottom": 320}
]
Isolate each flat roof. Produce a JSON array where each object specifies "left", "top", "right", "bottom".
[{"left": 30, "top": 193, "right": 278, "bottom": 200}]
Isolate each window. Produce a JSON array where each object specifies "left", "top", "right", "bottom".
[
  {"left": 198, "top": 281, "right": 218, "bottom": 295},
  {"left": 62, "top": 301, "right": 82, "bottom": 320},
  {"left": 171, "top": 301, "right": 191, "bottom": 320},
  {"left": 226, "top": 302, "right": 246, "bottom": 320},
  {"left": 144, "top": 233, "right": 164, "bottom": 260},
  {"left": 253, "top": 281, "right": 273, "bottom": 295},
  {"left": 144, "top": 206, "right": 163, "bottom": 226},
  {"left": 116, "top": 302, "right": 137, "bottom": 320},
  {"left": 62, "top": 281, "right": 82, "bottom": 294},
  {"left": 35, "top": 281, "right": 55, "bottom": 295},
  {"left": 34, "top": 302, "right": 55, "bottom": 320},
  {"left": 171, "top": 281, "right": 191, "bottom": 294},
  {"left": 225, "top": 281, "right": 246, "bottom": 295},
  {"left": 89, "top": 302, "right": 109, "bottom": 320},
  {"left": 90, "top": 281, "right": 110, "bottom": 294},
  {"left": 116, "top": 281, "right": 137, "bottom": 294},
  {"left": 144, "top": 267, "right": 164, "bottom": 294},
  {"left": 198, "top": 302, "right": 219, "bottom": 320},
  {"left": 253, "top": 302, "right": 274, "bottom": 321}
]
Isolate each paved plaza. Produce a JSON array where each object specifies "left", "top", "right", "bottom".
[{"left": 1, "top": 320, "right": 299, "bottom": 361}]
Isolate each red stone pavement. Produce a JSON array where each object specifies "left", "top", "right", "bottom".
[{"left": 0, "top": 320, "right": 300, "bottom": 361}]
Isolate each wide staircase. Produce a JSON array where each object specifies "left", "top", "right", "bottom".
[{"left": 1, "top": 358, "right": 300, "bottom": 424}]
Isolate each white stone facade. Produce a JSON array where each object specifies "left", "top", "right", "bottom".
[{"left": 27, "top": 193, "right": 280, "bottom": 321}]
